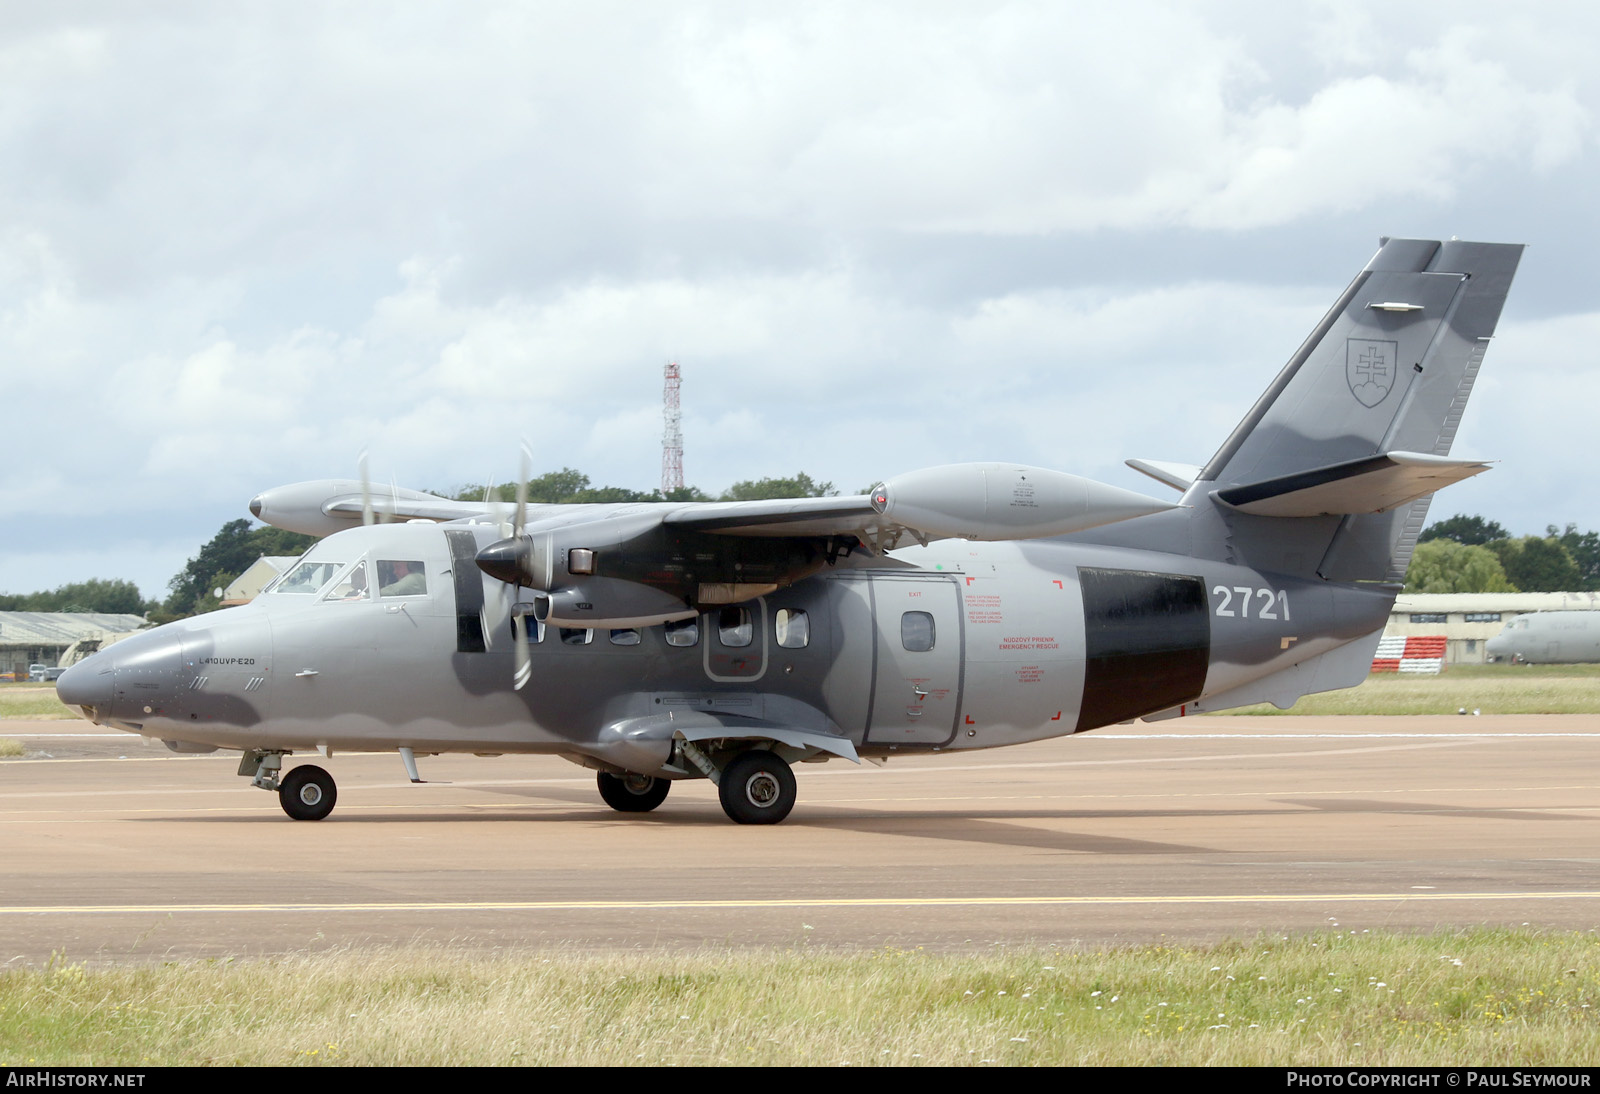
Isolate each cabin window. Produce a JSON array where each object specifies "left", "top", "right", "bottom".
[
  {"left": 377, "top": 560, "right": 428, "bottom": 597},
  {"left": 609, "top": 629, "right": 641, "bottom": 646},
  {"left": 664, "top": 618, "right": 698, "bottom": 647},
  {"left": 775, "top": 608, "right": 809, "bottom": 649},
  {"left": 559, "top": 627, "right": 593, "bottom": 646},
  {"left": 718, "top": 607, "right": 753, "bottom": 648},
  {"left": 901, "top": 611, "right": 935, "bottom": 652}
]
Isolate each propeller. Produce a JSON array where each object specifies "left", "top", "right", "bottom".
[
  {"left": 490, "top": 444, "right": 535, "bottom": 690},
  {"left": 358, "top": 449, "right": 375, "bottom": 526}
]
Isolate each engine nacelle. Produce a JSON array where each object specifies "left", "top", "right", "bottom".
[
  {"left": 534, "top": 581, "right": 698, "bottom": 630},
  {"left": 476, "top": 509, "right": 831, "bottom": 617},
  {"left": 873, "top": 463, "right": 1176, "bottom": 541}
]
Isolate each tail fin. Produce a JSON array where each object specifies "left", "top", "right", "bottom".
[{"left": 1188, "top": 238, "right": 1523, "bottom": 582}]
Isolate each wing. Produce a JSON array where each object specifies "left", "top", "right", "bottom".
[
  {"left": 474, "top": 463, "right": 1179, "bottom": 628},
  {"left": 253, "top": 463, "right": 1180, "bottom": 629}
]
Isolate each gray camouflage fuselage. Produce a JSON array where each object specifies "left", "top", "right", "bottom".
[{"left": 56, "top": 519, "right": 1394, "bottom": 768}]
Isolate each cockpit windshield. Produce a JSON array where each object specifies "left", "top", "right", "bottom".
[{"left": 271, "top": 559, "right": 343, "bottom": 596}]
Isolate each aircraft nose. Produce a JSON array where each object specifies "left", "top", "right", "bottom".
[
  {"left": 56, "top": 658, "right": 115, "bottom": 714},
  {"left": 249, "top": 494, "right": 263, "bottom": 518}
]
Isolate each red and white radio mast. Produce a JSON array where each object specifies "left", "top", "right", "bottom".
[{"left": 661, "top": 360, "right": 684, "bottom": 495}]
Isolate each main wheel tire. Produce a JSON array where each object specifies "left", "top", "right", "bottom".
[
  {"left": 718, "top": 750, "right": 796, "bottom": 825},
  {"left": 597, "top": 771, "right": 671, "bottom": 813},
  {"left": 279, "top": 764, "right": 337, "bottom": 821}
]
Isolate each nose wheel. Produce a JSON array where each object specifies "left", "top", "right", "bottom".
[{"left": 279, "top": 764, "right": 338, "bottom": 821}]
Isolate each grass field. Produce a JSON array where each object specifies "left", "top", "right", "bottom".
[
  {"left": 0, "top": 683, "right": 72, "bottom": 720},
  {"left": 3, "top": 930, "right": 1596, "bottom": 1066},
  {"left": 1228, "top": 663, "right": 1600, "bottom": 716}
]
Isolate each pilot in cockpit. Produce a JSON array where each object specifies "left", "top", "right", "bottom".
[{"left": 378, "top": 560, "right": 428, "bottom": 597}]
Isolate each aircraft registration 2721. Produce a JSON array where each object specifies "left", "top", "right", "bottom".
[{"left": 57, "top": 238, "right": 1524, "bottom": 825}]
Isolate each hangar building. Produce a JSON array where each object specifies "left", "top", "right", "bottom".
[{"left": 0, "top": 612, "right": 150, "bottom": 679}]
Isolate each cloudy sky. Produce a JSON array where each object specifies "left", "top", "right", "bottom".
[{"left": 3, "top": 2, "right": 1597, "bottom": 601}]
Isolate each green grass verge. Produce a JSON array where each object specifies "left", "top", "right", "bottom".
[
  {"left": 0, "top": 737, "right": 22, "bottom": 757},
  {"left": 3, "top": 930, "right": 1597, "bottom": 1066},
  {"left": 0, "top": 685, "right": 74, "bottom": 720},
  {"left": 1227, "top": 663, "right": 1600, "bottom": 716}
]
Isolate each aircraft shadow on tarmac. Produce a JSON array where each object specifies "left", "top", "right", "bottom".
[
  {"left": 127, "top": 797, "right": 1206, "bottom": 856},
  {"left": 1274, "top": 797, "right": 1585, "bottom": 823}
]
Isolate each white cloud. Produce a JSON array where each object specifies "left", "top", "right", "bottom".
[{"left": 2, "top": 2, "right": 1598, "bottom": 596}]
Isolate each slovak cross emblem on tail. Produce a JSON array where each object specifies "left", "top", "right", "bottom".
[{"left": 1346, "top": 338, "right": 1398, "bottom": 407}]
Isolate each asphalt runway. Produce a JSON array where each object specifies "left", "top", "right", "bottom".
[{"left": 3, "top": 715, "right": 1598, "bottom": 965}]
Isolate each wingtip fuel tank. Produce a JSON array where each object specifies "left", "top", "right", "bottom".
[{"left": 871, "top": 463, "right": 1178, "bottom": 541}]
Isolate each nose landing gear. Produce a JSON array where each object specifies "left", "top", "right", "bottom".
[
  {"left": 239, "top": 750, "right": 339, "bottom": 821},
  {"left": 279, "top": 764, "right": 338, "bottom": 821}
]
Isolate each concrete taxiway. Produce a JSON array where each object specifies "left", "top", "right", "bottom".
[{"left": 2, "top": 715, "right": 1597, "bottom": 964}]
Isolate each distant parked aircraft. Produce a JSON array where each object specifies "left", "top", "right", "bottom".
[{"left": 1486, "top": 612, "right": 1600, "bottom": 664}]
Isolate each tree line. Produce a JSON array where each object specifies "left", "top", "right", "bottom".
[
  {"left": 1406, "top": 515, "right": 1600, "bottom": 594},
  {"left": 443, "top": 468, "right": 837, "bottom": 506}
]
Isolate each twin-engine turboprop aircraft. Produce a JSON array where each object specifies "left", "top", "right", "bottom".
[
  {"left": 58, "top": 238, "right": 1524, "bottom": 824},
  {"left": 1487, "top": 612, "right": 1600, "bottom": 664}
]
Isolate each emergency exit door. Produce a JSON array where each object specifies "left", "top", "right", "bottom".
[{"left": 865, "top": 576, "right": 963, "bottom": 746}]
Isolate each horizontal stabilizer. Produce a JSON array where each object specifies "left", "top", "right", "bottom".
[
  {"left": 1215, "top": 450, "right": 1490, "bottom": 517},
  {"left": 1125, "top": 458, "right": 1202, "bottom": 492}
]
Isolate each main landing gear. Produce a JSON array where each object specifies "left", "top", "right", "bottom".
[
  {"left": 599, "top": 747, "right": 799, "bottom": 824},
  {"left": 597, "top": 771, "right": 671, "bottom": 812},
  {"left": 717, "top": 750, "right": 797, "bottom": 825}
]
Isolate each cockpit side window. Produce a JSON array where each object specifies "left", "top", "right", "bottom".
[
  {"left": 377, "top": 560, "right": 429, "bottom": 597},
  {"left": 322, "top": 560, "right": 370, "bottom": 602},
  {"left": 273, "top": 560, "right": 343, "bottom": 596}
]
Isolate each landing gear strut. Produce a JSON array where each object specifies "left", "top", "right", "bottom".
[{"left": 597, "top": 772, "right": 671, "bottom": 813}]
